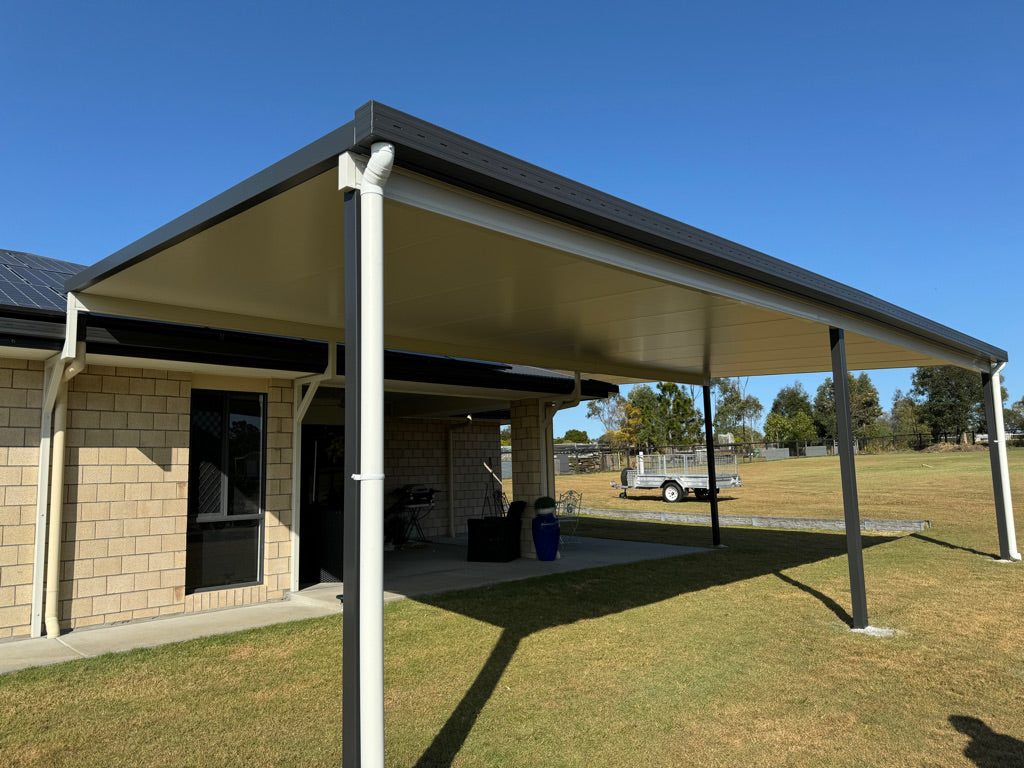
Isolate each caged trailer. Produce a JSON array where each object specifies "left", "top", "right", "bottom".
[{"left": 611, "top": 450, "right": 742, "bottom": 503}]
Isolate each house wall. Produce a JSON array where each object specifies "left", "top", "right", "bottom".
[
  {"left": 0, "top": 362, "right": 501, "bottom": 638},
  {"left": 384, "top": 418, "right": 501, "bottom": 538},
  {"left": 0, "top": 359, "right": 43, "bottom": 640},
  {"left": 58, "top": 367, "right": 294, "bottom": 632}
]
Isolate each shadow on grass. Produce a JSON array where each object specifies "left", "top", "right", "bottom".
[
  {"left": 615, "top": 492, "right": 739, "bottom": 504},
  {"left": 775, "top": 571, "right": 853, "bottom": 627},
  {"left": 910, "top": 533, "right": 999, "bottom": 560},
  {"left": 950, "top": 715, "right": 1024, "bottom": 767},
  {"left": 411, "top": 520, "right": 896, "bottom": 767}
]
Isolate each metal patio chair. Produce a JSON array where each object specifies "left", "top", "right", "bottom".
[{"left": 555, "top": 489, "right": 583, "bottom": 548}]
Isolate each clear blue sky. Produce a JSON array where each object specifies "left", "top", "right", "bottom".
[{"left": 2, "top": 2, "right": 1021, "bottom": 438}]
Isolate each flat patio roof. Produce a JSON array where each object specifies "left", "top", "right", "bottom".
[{"left": 66, "top": 101, "right": 1006, "bottom": 385}]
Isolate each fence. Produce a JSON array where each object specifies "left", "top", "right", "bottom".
[{"left": 503, "top": 432, "right": 996, "bottom": 476}]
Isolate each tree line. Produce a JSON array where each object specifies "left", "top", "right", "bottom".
[{"left": 557, "top": 365, "right": 1019, "bottom": 448}]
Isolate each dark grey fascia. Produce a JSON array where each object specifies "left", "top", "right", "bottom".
[{"left": 67, "top": 100, "right": 1008, "bottom": 366}]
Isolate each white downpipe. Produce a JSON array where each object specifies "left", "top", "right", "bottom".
[
  {"left": 357, "top": 141, "right": 394, "bottom": 768},
  {"left": 447, "top": 415, "right": 473, "bottom": 537},
  {"left": 990, "top": 363, "right": 1020, "bottom": 560},
  {"left": 30, "top": 356, "right": 62, "bottom": 637},
  {"left": 44, "top": 380, "right": 68, "bottom": 638}
]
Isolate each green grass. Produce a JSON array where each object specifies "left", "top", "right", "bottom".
[{"left": 3, "top": 451, "right": 1024, "bottom": 766}]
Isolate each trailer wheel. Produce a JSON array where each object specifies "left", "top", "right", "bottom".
[
  {"left": 620, "top": 468, "right": 630, "bottom": 487},
  {"left": 662, "top": 482, "right": 684, "bottom": 503}
]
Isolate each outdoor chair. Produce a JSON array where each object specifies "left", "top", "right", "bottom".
[
  {"left": 555, "top": 489, "right": 583, "bottom": 548},
  {"left": 467, "top": 500, "right": 525, "bottom": 562}
]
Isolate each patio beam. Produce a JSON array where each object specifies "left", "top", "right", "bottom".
[
  {"left": 981, "top": 365, "right": 1021, "bottom": 561},
  {"left": 830, "top": 327, "right": 869, "bottom": 629}
]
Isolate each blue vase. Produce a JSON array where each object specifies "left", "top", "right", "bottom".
[{"left": 531, "top": 512, "right": 560, "bottom": 561}]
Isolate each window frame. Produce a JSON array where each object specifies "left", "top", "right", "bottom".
[{"left": 185, "top": 388, "right": 268, "bottom": 594}]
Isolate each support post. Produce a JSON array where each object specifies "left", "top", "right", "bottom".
[
  {"left": 830, "top": 328, "right": 868, "bottom": 629},
  {"left": 342, "top": 187, "right": 362, "bottom": 768},
  {"left": 981, "top": 366, "right": 1020, "bottom": 561},
  {"left": 702, "top": 385, "right": 721, "bottom": 547}
]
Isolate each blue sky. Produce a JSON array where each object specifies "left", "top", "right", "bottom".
[{"left": 2, "top": 2, "right": 1021, "bottom": 438}]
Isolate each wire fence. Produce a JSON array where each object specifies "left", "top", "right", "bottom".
[{"left": 501, "top": 432, "right": 1000, "bottom": 476}]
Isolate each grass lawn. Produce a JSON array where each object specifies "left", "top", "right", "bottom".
[{"left": 3, "top": 451, "right": 1024, "bottom": 766}]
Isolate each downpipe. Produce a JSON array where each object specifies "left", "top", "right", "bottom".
[
  {"left": 356, "top": 141, "right": 394, "bottom": 768},
  {"left": 44, "top": 355, "right": 85, "bottom": 638}
]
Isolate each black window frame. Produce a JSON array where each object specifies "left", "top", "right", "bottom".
[{"left": 185, "top": 388, "right": 267, "bottom": 594}]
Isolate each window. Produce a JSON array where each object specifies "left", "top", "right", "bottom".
[{"left": 185, "top": 389, "right": 266, "bottom": 593}]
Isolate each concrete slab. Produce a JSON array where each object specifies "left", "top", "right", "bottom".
[{"left": 1, "top": 536, "right": 705, "bottom": 676}]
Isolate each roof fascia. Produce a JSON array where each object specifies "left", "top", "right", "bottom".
[{"left": 352, "top": 101, "right": 1007, "bottom": 366}]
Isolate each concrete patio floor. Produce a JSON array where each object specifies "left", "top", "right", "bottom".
[{"left": 0, "top": 536, "right": 708, "bottom": 675}]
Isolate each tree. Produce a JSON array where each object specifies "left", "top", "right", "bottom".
[
  {"left": 558, "top": 428, "right": 590, "bottom": 444},
  {"left": 888, "top": 389, "right": 927, "bottom": 437},
  {"left": 764, "top": 409, "right": 816, "bottom": 443},
  {"left": 763, "top": 412, "right": 789, "bottom": 442},
  {"left": 1006, "top": 396, "right": 1024, "bottom": 434},
  {"left": 910, "top": 366, "right": 1004, "bottom": 437},
  {"left": 621, "top": 384, "right": 661, "bottom": 450},
  {"left": 586, "top": 394, "right": 626, "bottom": 442},
  {"left": 655, "top": 382, "right": 703, "bottom": 445},
  {"left": 770, "top": 382, "right": 813, "bottom": 420},
  {"left": 619, "top": 382, "right": 703, "bottom": 449},
  {"left": 712, "top": 377, "right": 763, "bottom": 442},
  {"left": 812, "top": 373, "right": 883, "bottom": 439}
]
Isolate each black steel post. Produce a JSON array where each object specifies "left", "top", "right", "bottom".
[
  {"left": 830, "top": 328, "right": 869, "bottom": 629},
  {"left": 342, "top": 189, "right": 361, "bottom": 768},
  {"left": 702, "top": 385, "right": 721, "bottom": 547}
]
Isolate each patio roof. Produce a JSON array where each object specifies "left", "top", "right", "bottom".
[{"left": 66, "top": 102, "right": 1006, "bottom": 386}]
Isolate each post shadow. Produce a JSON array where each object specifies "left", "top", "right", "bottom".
[
  {"left": 910, "top": 533, "right": 999, "bottom": 560},
  {"left": 950, "top": 715, "right": 1024, "bottom": 767},
  {"left": 774, "top": 571, "right": 853, "bottom": 627},
  {"left": 409, "top": 522, "right": 897, "bottom": 767}
]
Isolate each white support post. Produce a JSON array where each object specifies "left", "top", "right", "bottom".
[{"left": 982, "top": 365, "right": 1020, "bottom": 561}]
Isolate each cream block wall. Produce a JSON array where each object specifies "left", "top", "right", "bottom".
[
  {"left": 384, "top": 418, "right": 500, "bottom": 538},
  {"left": 0, "top": 359, "right": 43, "bottom": 640},
  {"left": 57, "top": 367, "right": 293, "bottom": 632}
]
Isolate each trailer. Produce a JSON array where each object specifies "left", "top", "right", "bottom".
[{"left": 611, "top": 451, "right": 742, "bottom": 502}]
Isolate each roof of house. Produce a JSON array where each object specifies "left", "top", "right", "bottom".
[{"left": 0, "top": 249, "right": 85, "bottom": 313}]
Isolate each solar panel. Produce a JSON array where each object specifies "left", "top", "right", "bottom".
[{"left": 0, "top": 250, "right": 87, "bottom": 312}]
